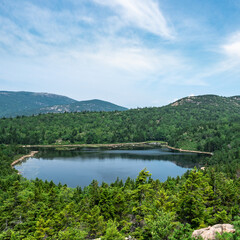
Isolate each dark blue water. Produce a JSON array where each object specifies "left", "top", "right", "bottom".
[{"left": 15, "top": 148, "right": 204, "bottom": 187}]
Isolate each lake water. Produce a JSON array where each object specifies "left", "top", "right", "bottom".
[{"left": 14, "top": 147, "right": 205, "bottom": 188}]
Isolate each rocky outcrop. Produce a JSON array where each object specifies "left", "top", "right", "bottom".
[{"left": 192, "top": 224, "right": 235, "bottom": 240}]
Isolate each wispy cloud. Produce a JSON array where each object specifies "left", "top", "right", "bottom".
[
  {"left": 207, "top": 31, "right": 240, "bottom": 75},
  {"left": 93, "top": 0, "right": 174, "bottom": 39},
  {"left": 0, "top": 1, "right": 182, "bottom": 80},
  {"left": 2, "top": 0, "right": 237, "bottom": 107},
  {"left": 184, "top": 31, "right": 240, "bottom": 85},
  {"left": 0, "top": 2, "right": 94, "bottom": 56},
  {"left": 87, "top": 45, "right": 181, "bottom": 73},
  {"left": 222, "top": 32, "right": 240, "bottom": 59}
]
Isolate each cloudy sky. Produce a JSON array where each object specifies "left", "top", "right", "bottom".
[{"left": 0, "top": 0, "right": 240, "bottom": 108}]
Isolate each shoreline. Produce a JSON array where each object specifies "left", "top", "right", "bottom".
[
  {"left": 11, "top": 151, "right": 39, "bottom": 167},
  {"left": 22, "top": 142, "right": 152, "bottom": 148},
  {"left": 21, "top": 142, "right": 213, "bottom": 155},
  {"left": 165, "top": 145, "right": 213, "bottom": 156}
]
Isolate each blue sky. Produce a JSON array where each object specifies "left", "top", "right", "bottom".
[{"left": 0, "top": 0, "right": 240, "bottom": 108}]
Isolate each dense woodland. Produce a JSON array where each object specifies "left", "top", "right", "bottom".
[{"left": 0, "top": 95, "right": 240, "bottom": 239}]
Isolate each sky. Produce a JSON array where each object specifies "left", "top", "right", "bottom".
[{"left": 0, "top": 0, "right": 240, "bottom": 108}]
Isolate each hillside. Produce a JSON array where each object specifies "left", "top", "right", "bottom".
[
  {"left": 0, "top": 91, "right": 127, "bottom": 117},
  {"left": 0, "top": 94, "right": 240, "bottom": 239},
  {"left": 0, "top": 94, "right": 239, "bottom": 163},
  {"left": 0, "top": 91, "right": 76, "bottom": 117},
  {"left": 171, "top": 94, "right": 240, "bottom": 111},
  {"left": 38, "top": 99, "right": 128, "bottom": 114}
]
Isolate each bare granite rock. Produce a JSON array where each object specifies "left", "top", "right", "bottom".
[{"left": 192, "top": 224, "right": 235, "bottom": 240}]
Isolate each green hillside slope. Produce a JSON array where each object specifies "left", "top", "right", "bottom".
[
  {"left": 0, "top": 94, "right": 239, "bottom": 165},
  {"left": 0, "top": 91, "right": 77, "bottom": 117},
  {"left": 0, "top": 91, "right": 127, "bottom": 117},
  {"left": 0, "top": 94, "right": 240, "bottom": 239},
  {"left": 38, "top": 99, "right": 128, "bottom": 114}
]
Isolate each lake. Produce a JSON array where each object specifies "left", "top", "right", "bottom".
[{"left": 14, "top": 147, "right": 205, "bottom": 188}]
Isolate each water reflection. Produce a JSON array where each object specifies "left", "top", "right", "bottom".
[
  {"left": 15, "top": 147, "right": 206, "bottom": 187},
  {"left": 35, "top": 147, "right": 204, "bottom": 168}
]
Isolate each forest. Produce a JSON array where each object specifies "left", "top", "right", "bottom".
[{"left": 0, "top": 95, "right": 240, "bottom": 239}]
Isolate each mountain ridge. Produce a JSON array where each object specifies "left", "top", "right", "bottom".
[
  {"left": 0, "top": 93, "right": 239, "bottom": 151},
  {"left": 170, "top": 94, "right": 240, "bottom": 110},
  {"left": 0, "top": 91, "right": 127, "bottom": 118}
]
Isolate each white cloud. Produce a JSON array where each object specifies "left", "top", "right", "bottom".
[
  {"left": 0, "top": 1, "right": 191, "bottom": 86},
  {"left": 187, "top": 31, "right": 240, "bottom": 84},
  {"left": 93, "top": 0, "right": 174, "bottom": 39},
  {"left": 0, "top": 0, "right": 212, "bottom": 107},
  {"left": 0, "top": 2, "right": 94, "bottom": 56},
  {"left": 222, "top": 32, "right": 240, "bottom": 58},
  {"left": 202, "top": 31, "right": 240, "bottom": 76},
  {"left": 87, "top": 45, "right": 181, "bottom": 73},
  {"left": 76, "top": 37, "right": 206, "bottom": 88}
]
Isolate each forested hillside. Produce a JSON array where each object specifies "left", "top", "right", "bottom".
[
  {"left": 0, "top": 95, "right": 239, "bottom": 164},
  {"left": 0, "top": 91, "right": 77, "bottom": 117},
  {"left": 0, "top": 91, "right": 127, "bottom": 117},
  {"left": 37, "top": 99, "right": 128, "bottom": 114},
  {"left": 0, "top": 94, "right": 240, "bottom": 239}
]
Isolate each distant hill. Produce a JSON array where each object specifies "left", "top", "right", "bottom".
[
  {"left": 171, "top": 94, "right": 240, "bottom": 109},
  {"left": 1, "top": 94, "right": 240, "bottom": 239},
  {"left": 0, "top": 91, "right": 127, "bottom": 118},
  {"left": 169, "top": 95, "right": 240, "bottom": 116},
  {"left": 38, "top": 99, "right": 128, "bottom": 114},
  {"left": 0, "top": 94, "right": 239, "bottom": 152}
]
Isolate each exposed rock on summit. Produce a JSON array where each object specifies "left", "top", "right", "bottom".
[{"left": 192, "top": 224, "right": 235, "bottom": 240}]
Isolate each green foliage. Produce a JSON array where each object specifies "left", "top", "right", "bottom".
[
  {"left": 0, "top": 145, "right": 240, "bottom": 239},
  {"left": 177, "top": 168, "right": 214, "bottom": 228},
  {"left": 0, "top": 94, "right": 240, "bottom": 239},
  {"left": 101, "top": 220, "right": 125, "bottom": 240},
  {"left": 169, "top": 223, "right": 193, "bottom": 240},
  {"left": 0, "top": 95, "right": 239, "bottom": 170},
  {"left": 57, "top": 227, "right": 88, "bottom": 240},
  {"left": 147, "top": 210, "right": 176, "bottom": 240}
]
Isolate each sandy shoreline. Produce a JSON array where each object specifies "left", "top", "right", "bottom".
[{"left": 11, "top": 151, "right": 39, "bottom": 167}]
